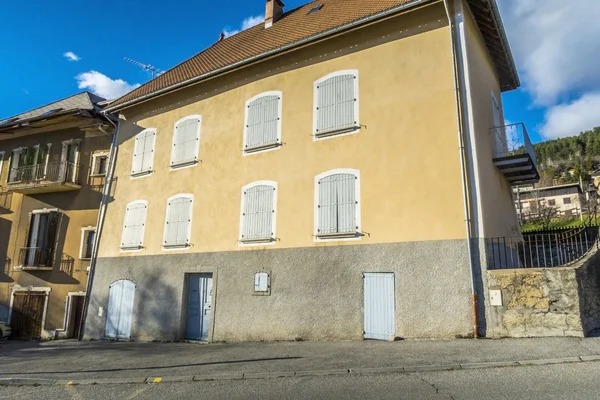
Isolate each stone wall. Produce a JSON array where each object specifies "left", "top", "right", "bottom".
[{"left": 487, "top": 246, "right": 600, "bottom": 338}]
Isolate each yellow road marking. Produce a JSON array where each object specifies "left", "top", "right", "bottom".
[{"left": 152, "top": 377, "right": 162, "bottom": 383}]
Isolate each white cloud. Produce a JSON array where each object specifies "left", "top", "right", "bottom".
[
  {"left": 497, "top": 0, "right": 600, "bottom": 106},
  {"left": 223, "top": 14, "right": 264, "bottom": 38},
  {"left": 540, "top": 92, "right": 600, "bottom": 139},
  {"left": 63, "top": 51, "right": 81, "bottom": 62},
  {"left": 76, "top": 70, "right": 140, "bottom": 100}
]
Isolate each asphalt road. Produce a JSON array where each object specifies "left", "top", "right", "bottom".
[{"left": 2, "top": 361, "right": 599, "bottom": 400}]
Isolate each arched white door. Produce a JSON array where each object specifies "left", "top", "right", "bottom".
[{"left": 105, "top": 279, "right": 135, "bottom": 339}]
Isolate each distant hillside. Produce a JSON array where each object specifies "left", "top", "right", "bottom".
[{"left": 534, "top": 126, "right": 600, "bottom": 185}]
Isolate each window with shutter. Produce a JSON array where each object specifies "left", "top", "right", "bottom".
[
  {"left": 131, "top": 129, "right": 156, "bottom": 177},
  {"left": 314, "top": 70, "right": 359, "bottom": 139},
  {"left": 171, "top": 116, "right": 201, "bottom": 168},
  {"left": 239, "top": 181, "right": 277, "bottom": 244},
  {"left": 243, "top": 92, "right": 282, "bottom": 153},
  {"left": 163, "top": 194, "right": 193, "bottom": 248},
  {"left": 315, "top": 169, "right": 361, "bottom": 239},
  {"left": 121, "top": 201, "right": 148, "bottom": 250}
]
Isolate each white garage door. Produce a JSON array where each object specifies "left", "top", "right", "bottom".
[{"left": 105, "top": 279, "right": 135, "bottom": 339}]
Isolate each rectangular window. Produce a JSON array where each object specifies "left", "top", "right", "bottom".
[
  {"left": 121, "top": 201, "right": 148, "bottom": 250},
  {"left": 22, "top": 210, "right": 60, "bottom": 267},
  {"left": 548, "top": 199, "right": 556, "bottom": 206},
  {"left": 163, "top": 195, "right": 193, "bottom": 248},
  {"left": 563, "top": 197, "right": 571, "bottom": 204},
  {"left": 91, "top": 153, "right": 109, "bottom": 177},
  {"left": 316, "top": 170, "right": 360, "bottom": 238},
  {"left": 80, "top": 227, "right": 96, "bottom": 259},
  {"left": 240, "top": 182, "right": 277, "bottom": 243},
  {"left": 314, "top": 70, "right": 359, "bottom": 138},
  {"left": 171, "top": 116, "right": 200, "bottom": 168},
  {"left": 0, "top": 151, "right": 4, "bottom": 181},
  {"left": 244, "top": 92, "right": 282, "bottom": 153},
  {"left": 131, "top": 129, "right": 156, "bottom": 177}
]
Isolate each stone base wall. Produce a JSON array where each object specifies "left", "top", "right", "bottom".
[
  {"left": 84, "top": 240, "right": 475, "bottom": 342},
  {"left": 487, "top": 246, "right": 600, "bottom": 338}
]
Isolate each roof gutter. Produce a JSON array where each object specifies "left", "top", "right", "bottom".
[{"left": 105, "top": 0, "right": 432, "bottom": 113}]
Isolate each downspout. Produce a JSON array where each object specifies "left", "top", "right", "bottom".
[
  {"left": 78, "top": 118, "right": 120, "bottom": 340},
  {"left": 443, "top": 0, "right": 478, "bottom": 338}
]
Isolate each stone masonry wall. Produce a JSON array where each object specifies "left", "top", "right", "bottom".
[
  {"left": 487, "top": 268, "right": 584, "bottom": 338},
  {"left": 576, "top": 248, "right": 600, "bottom": 335}
]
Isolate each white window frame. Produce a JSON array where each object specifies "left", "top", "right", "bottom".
[
  {"left": 314, "top": 168, "right": 361, "bottom": 241},
  {"left": 170, "top": 115, "right": 201, "bottom": 170},
  {"left": 7, "top": 146, "right": 29, "bottom": 183},
  {"left": 90, "top": 152, "right": 109, "bottom": 177},
  {"left": 242, "top": 91, "right": 283, "bottom": 155},
  {"left": 162, "top": 193, "right": 194, "bottom": 250},
  {"left": 131, "top": 128, "right": 157, "bottom": 179},
  {"left": 120, "top": 200, "right": 148, "bottom": 252},
  {"left": 313, "top": 70, "right": 360, "bottom": 141},
  {"left": 79, "top": 226, "right": 97, "bottom": 260},
  {"left": 238, "top": 181, "right": 278, "bottom": 246}
]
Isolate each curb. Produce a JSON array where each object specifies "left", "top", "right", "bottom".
[{"left": 1, "top": 355, "right": 599, "bottom": 387}]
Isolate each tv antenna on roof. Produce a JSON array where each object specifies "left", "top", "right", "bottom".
[{"left": 124, "top": 57, "right": 164, "bottom": 79}]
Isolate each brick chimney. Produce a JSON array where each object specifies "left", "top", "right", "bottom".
[{"left": 265, "top": 0, "right": 284, "bottom": 28}]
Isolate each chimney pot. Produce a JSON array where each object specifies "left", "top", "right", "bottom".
[{"left": 265, "top": 0, "right": 284, "bottom": 28}]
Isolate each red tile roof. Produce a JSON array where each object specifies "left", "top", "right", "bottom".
[{"left": 107, "top": 0, "right": 518, "bottom": 111}]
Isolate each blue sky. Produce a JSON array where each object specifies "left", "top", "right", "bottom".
[{"left": 1, "top": 0, "right": 599, "bottom": 144}]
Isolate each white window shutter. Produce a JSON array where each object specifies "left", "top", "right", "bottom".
[
  {"left": 164, "top": 196, "right": 192, "bottom": 246},
  {"left": 316, "top": 73, "right": 356, "bottom": 134},
  {"left": 172, "top": 118, "right": 200, "bottom": 166},
  {"left": 121, "top": 202, "right": 147, "bottom": 249},
  {"left": 318, "top": 173, "right": 356, "bottom": 235},
  {"left": 245, "top": 95, "right": 280, "bottom": 151},
  {"left": 242, "top": 184, "right": 275, "bottom": 240},
  {"left": 132, "top": 130, "right": 154, "bottom": 175}
]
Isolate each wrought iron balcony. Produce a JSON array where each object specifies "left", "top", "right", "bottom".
[
  {"left": 7, "top": 161, "right": 81, "bottom": 194},
  {"left": 491, "top": 123, "right": 539, "bottom": 186},
  {"left": 16, "top": 247, "right": 54, "bottom": 271}
]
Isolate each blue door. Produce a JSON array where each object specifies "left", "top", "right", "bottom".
[
  {"left": 105, "top": 279, "right": 135, "bottom": 339},
  {"left": 185, "top": 274, "right": 212, "bottom": 340}
]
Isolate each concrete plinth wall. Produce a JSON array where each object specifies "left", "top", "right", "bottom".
[
  {"left": 487, "top": 246, "right": 600, "bottom": 338},
  {"left": 84, "top": 240, "right": 475, "bottom": 342}
]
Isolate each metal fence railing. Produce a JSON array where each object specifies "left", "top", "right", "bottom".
[
  {"left": 490, "top": 122, "right": 537, "bottom": 167},
  {"left": 8, "top": 161, "right": 80, "bottom": 186},
  {"left": 486, "top": 226, "right": 599, "bottom": 269},
  {"left": 18, "top": 247, "right": 54, "bottom": 268}
]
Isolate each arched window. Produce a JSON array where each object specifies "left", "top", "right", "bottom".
[
  {"left": 243, "top": 92, "right": 282, "bottom": 153},
  {"left": 121, "top": 200, "right": 148, "bottom": 250},
  {"left": 163, "top": 194, "right": 194, "bottom": 248},
  {"left": 315, "top": 169, "right": 361, "bottom": 239},
  {"left": 313, "top": 70, "right": 359, "bottom": 139},
  {"left": 171, "top": 116, "right": 201, "bottom": 168},
  {"left": 239, "top": 181, "right": 277, "bottom": 244}
]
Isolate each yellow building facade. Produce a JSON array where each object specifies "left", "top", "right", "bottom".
[{"left": 85, "top": 0, "right": 531, "bottom": 341}]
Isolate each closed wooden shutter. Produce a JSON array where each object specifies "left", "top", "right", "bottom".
[
  {"left": 132, "top": 130, "right": 155, "bottom": 175},
  {"left": 245, "top": 95, "right": 280, "bottom": 151},
  {"left": 164, "top": 196, "right": 193, "bottom": 246},
  {"left": 121, "top": 202, "right": 148, "bottom": 249},
  {"left": 316, "top": 73, "right": 357, "bottom": 135},
  {"left": 171, "top": 118, "right": 200, "bottom": 167},
  {"left": 241, "top": 184, "right": 275, "bottom": 241},
  {"left": 318, "top": 173, "right": 357, "bottom": 235}
]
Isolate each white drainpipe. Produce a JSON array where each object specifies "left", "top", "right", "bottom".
[{"left": 443, "top": 0, "right": 479, "bottom": 338}]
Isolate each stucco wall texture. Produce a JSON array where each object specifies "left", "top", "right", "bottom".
[{"left": 85, "top": 240, "right": 474, "bottom": 341}]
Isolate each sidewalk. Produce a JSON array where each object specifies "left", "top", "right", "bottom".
[{"left": 1, "top": 337, "right": 600, "bottom": 385}]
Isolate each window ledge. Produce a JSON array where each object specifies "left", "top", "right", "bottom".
[
  {"left": 89, "top": 174, "right": 107, "bottom": 178},
  {"left": 316, "top": 232, "right": 361, "bottom": 239},
  {"left": 240, "top": 237, "right": 275, "bottom": 244},
  {"left": 163, "top": 243, "right": 190, "bottom": 249},
  {"left": 170, "top": 160, "right": 198, "bottom": 169},
  {"left": 120, "top": 245, "right": 143, "bottom": 251},
  {"left": 131, "top": 170, "right": 152, "bottom": 178},
  {"left": 314, "top": 126, "right": 359, "bottom": 139},
  {"left": 14, "top": 265, "right": 54, "bottom": 271},
  {"left": 244, "top": 143, "right": 280, "bottom": 153}
]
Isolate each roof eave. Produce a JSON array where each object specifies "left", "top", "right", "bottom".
[{"left": 104, "top": 0, "right": 433, "bottom": 113}]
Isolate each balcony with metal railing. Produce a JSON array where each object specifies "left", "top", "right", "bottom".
[
  {"left": 15, "top": 247, "right": 54, "bottom": 271},
  {"left": 7, "top": 161, "right": 81, "bottom": 194},
  {"left": 491, "top": 122, "right": 540, "bottom": 186}
]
